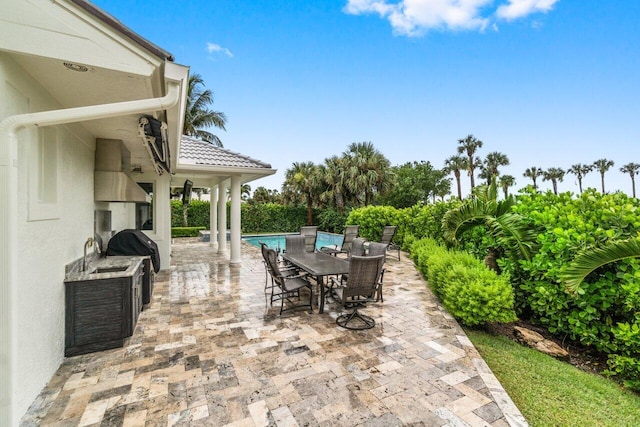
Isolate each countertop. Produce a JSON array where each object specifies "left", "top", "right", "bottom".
[{"left": 64, "top": 256, "right": 146, "bottom": 282}]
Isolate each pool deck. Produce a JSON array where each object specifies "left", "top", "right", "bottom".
[{"left": 21, "top": 240, "right": 527, "bottom": 426}]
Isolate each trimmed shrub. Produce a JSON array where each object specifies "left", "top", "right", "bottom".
[
  {"left": 171, "top": 226, "right": 206, "bottom": 238},
  {"left": 410, "top": 238, "right": 517, "bottom": 326}
]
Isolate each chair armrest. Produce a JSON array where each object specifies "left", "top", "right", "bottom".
[{"left": 284, "top": 272, "right": 309, "bottom": 280}]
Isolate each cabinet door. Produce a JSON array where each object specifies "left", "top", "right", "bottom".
[{"left": 66, "top": 280, "right": 125, "bottom": 347}]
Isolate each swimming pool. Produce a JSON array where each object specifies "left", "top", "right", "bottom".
[{"left": 243, "top": 232, "right": 343, "bottom": 252}]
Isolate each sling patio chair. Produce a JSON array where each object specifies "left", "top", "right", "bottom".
[
  {"left": 367, "top": 242, "right": 388, "bottom": 302},
  {"left": 285, "top": 234, "right": 306, "bottom": 255},
  {"left": 300, "top": 226, "right": 318, "bottom": 252},
  {"left": 379, "top": 225, "right": 400, "bottom": 260},
  {"left": 350, "top": 237, "right": 366, "bottom": 258},
  {"left": 325, "top": 255, "right": 384, "bottom": 330},
  {"left": 260, "top": 242, "right": 299, "bottom": 305},
  {"left": 320, "top": 225, "right": 359, "bottom": 256},
  {"left": 264, "top": 247, "right": 313, "bottom": 315}
]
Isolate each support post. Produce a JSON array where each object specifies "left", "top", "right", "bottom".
[
  {"left": 229, "top": 176, "right": 241, "bottom": 264},
  {"left": 217, "top": 180, "right": 227, "bottom": 254}
]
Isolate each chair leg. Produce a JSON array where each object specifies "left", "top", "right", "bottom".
[{"left": 336, "top": 308, "right": 375, "bottom": 330}]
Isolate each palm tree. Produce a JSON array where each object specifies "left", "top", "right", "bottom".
[
  {"left": 498, "top": 175, "right": 516, "bottom": 198},
  {"left": 241, "top": 184, "right": 251, "bottom": 201},
  {"left": 593, "top": 158, "right": 615, "bottom": 193},
  {"left": 620, "top": 163, "right": 640, "bottom": 198},
  {"left": 542, "top": 167, "right": 565, "bottom": 195},
  {"left": 482, "top": 151, "right": 510, "bottom": 185},
  {"left": 444, "top": 155, "right": 467, "bottom": 199},
  {"left": 321, "top": 156, "right": 349, "bottom": 214},
  {"left": 252, "top": 186, "right": 276, "bottom": 204},
  {"left": 183, "top": 73, "right": 227, "bottom": 146},
  {"left": 344, "top": 142, "right": 393, "bottom": 206},
  {"left": 283, "top": 162, "right": 321, "bottom": 225},
  {"left": 567, "top": 163, "right": 593, "bottom": 194},
  {"left": 523, "top": 166, "right": 544, "bottom": 190},
  {"left": 442, "top": 178, "right": 539, "bottom": 271},
  {"left": 457, "top": 134, "right": 483, "bottom": 190}
]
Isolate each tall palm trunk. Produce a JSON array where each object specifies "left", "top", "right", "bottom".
[
  {"left": 600, "top": 173, "right": 606, "bottom": 193},
  {"left": 485, "top": 248, "right": 501, "bottom": 273},
  {"left": 455, "top": 171, "right": 462, "bottom": 199},
  {"left": 305, "top": 193, "right": 313, "bottom": 225},
  {"left": 577, "top": 176, "right": 583, "bottom": 194},
  {"left": 632, "top": 176, "right": 637, "bottom": 198},
  {"left": 335, "top": 191, "right": 345, "bottom": 215}
]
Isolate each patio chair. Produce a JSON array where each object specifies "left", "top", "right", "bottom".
[
  {"left": 367, "top": 242, "right": 387, "bottom": 302},
  {"left": 326, "top": 255, "right": 384, "bottom": 330},
  {"left": 350, "top": 237, "right": 366, "bottom": 258},
  {"left": 285, "top": 234, "right": 306, "bottom": 255},
  {"left": 320, "top": 225, "right": 359, "bottom": 256},
  {"left": 379, "top": 225, "right": 400, "bottom": 260},
  {"left": 260, "top": 242, "right": 298, "bottom": 305},
  {"left": 300, "top": 226, "right": 318, "bottom": 252},
  {"left": 264, "top": 247, "right": 313, "bottom": 315}
]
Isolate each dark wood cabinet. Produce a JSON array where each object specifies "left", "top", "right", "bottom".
[{"left": 64, "top": 261, "right": 143, "bottom": 356}]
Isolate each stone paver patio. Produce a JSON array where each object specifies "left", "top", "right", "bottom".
[{"left": 21, "top": 240, "right": 527, "bottom": 426}]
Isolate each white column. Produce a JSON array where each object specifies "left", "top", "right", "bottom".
[
  {"left": 209, "top": 182, "right": 218, "bottom": 247},
  {"left": 217, "top": 180, "right": 227, "bottom": 254},
  {"left": 229, "top": 176, "right": 242, "bottom": 264}
]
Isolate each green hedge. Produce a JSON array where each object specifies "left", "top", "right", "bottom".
[
  {"left": 171, "top": 226, "right": 206, "bottom": 238},
  {"left": 170, "top": 200, "right": 317, "bottom": 233},
  {"left": 346, "top": 200, "right": 461, "bottom": 248},
  {"left": 410, "top": 238, "right": 517, "bottom": 326}
]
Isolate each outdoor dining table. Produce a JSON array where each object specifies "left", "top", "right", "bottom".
[{"left": 281, "top": 251, "right": 350, "bottom": 314}]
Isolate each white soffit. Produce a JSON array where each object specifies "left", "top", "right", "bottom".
[{"left": 0, "top": 0, "right": 159, "bottom": 76}]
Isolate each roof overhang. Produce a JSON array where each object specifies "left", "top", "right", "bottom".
[
  {"left": 0, "top": 0, "right": 188, "bottom": 176},
  {"left": 173, "top": 136, "right": 277, "bottom": 187}
]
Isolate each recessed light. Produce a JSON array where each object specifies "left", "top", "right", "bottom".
[{"left": 63, "top": 62, "right": 91, "bottom": 72}]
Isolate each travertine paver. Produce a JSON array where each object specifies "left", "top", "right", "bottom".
[{"left": 21, "top": 240, "right": 527, "bottom": 426}]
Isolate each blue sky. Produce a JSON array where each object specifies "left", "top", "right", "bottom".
[{"left": 93, "top": 0, "right": 640, "bottom": 197}]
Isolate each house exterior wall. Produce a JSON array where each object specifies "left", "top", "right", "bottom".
[
  {"left": 1, "top": 53, "right": 98, "bottom": 422},
  {"left": 134, "top": 171, "right": 172, "bottom": 268}
]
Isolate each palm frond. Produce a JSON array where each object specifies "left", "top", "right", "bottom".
[
  {"left": 486, "top": 214, "right": 539, "bottom": 261},
  {"left": 442, "top": 198, "right": 489, "bottom": 242},
  {"left": 562, "top": 238, "right": 640, "bottom": 294}
]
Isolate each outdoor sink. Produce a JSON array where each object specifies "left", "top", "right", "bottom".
[{"left": 92, "top": 266, "right": 129, "bottom": 274}]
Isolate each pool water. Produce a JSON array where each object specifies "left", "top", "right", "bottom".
[{"left": 243, "top": 232, "right": 343, "bottom": 252}]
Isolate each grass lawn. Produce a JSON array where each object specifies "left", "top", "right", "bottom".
[{"left": 465, "top": 329, "right": 640, "bottom": 427}]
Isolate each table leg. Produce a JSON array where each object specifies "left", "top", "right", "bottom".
[{"left": 318, "top": 275, "right": 325, "bottom": 314}]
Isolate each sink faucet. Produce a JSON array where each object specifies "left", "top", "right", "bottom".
[{"left": 83, "top": 237, "right": 95, "bottom": 272}]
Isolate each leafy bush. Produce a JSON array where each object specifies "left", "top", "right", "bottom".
[
  {"left": 171, "top": 200, "right": 315, "bottom": 233},
  {"left": 171, "top": 227, "right": 206, "bottom": 238},
  {"left": 410, "top": 238, "right": 517, "bottom": 326},
  {"left": 186, "top": 200, "right": 210, "bottom": 227},
  {"left": 241, "top": 203, "right": 309, "bottom": 233},
  {"left": 494, "top": 189, "right": 640, "bottom": 389},
  {"left": 316, "top": 208, "right": 350, "bottom": 234},
  {"left": 346, "top": 200, "right": 460, "bottom": 249}
]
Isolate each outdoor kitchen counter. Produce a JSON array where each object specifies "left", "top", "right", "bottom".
[
  {"left": 64, "top": 256, "right": 146, "bottom": 282},
  {"left": 64, "top": 256, "right": 147, "bottom": 356}
]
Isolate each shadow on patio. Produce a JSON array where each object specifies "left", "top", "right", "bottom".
[{"left": 22, "top": 240, "right": 527, "bottom": 426}]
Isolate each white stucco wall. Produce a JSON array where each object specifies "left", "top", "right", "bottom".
[
  {"left": 2, "top": 53, "right": 96, "bottom": 422},
  {"left": 135, "top": 171, "right": 171, "bottom": 269}
]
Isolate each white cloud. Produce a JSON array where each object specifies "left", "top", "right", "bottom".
[
  {"left": 496, "top": 0, "right": 559, "bottom": 20},
  {"left": 206, "top": 42, "right": 233, "bottom": 58},
  {"left": 344, "top": 0, "right": 560, "bottom": 36},
  {"left": 344, "top": 0, "right": 492, "bottom": 36}
]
